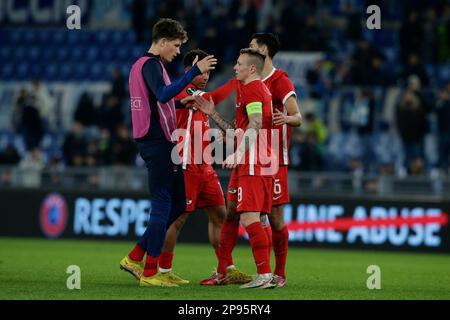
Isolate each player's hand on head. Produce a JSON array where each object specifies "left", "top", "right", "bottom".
[
  {"left": 192, "top": 55, "right": 199, "bottom": 66},
  {"left": 196, "top": 55, "right": 217, "bottom": 73},
  {"left": 194, "top": 96, "right": 215, "bottom": 115},
  {"left": 273, "top": 110, "right": 287, "bottom": 125}
]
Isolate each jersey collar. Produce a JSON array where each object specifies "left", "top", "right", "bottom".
[{"left": 262, "top": 67, "right": 276, "bottom": 82}]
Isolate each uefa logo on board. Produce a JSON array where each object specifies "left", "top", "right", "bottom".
[{"left": 40, "top": 193, "right": 68, "bottom": 239}]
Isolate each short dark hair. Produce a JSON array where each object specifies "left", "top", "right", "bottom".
[
  {"left": 184, "top": 49, "right": 209, "bottom": 68},
  {"left": 251, "top": 33, "right": 280, "bottom": 59},
  {"left": 240, "top": 48, "right": 265, "bottom": 74},
  {"left": 152, "top": 18, "right": 188, "bottom": 43}
]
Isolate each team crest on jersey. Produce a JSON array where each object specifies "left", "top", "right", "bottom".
[{"left": 186, "top": 87, "right": 197, "bottom": 96}]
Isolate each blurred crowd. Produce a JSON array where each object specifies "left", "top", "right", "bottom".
[
  {"left": 1, "top": 68, "right": 137, "bottom": 179},
  {"left": 1, "top": 0, "right": 450, "bottom": 179}
]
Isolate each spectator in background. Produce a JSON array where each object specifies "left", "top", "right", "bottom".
[
  {"left": 0, "top": 144, "right": 21, "bottom": 185},
  {"left": 345, "top": 3, "right": 362, "bottom": 42},
  {"left": 19, "top": 147, "right": 46, "bottom": 187},
  {"left": 396, "top": 86, "right": 428, "bottom": 170},
  {"left": 30, "top": 79, "right": 56, "bottom": 130},
  {"left": 303, "top": 112, "right": 328, "bottom": 147},
  {"left": 74, "top": 92, "right": 97, "bottom": 127},
  {"left": 62, "top": 122, "right": 87, "bottom": 167},
  {"left": 111, "top": 67, "right": 127, "bottom": 103},
  {"left": 399, "top": 11, "right": 424, "bottom": 63},
  {"left": 436, "top": 3, "right": 450, "bottom": 63},
  {"left": 20, "top": 103, "right": 44, "bottom": 151},
  {"left": 229, "top": 0, "right": 258, "bottom": 52},
  {"left": 132, "top": 0, "right": 147, "bottom": 43},
  {"left": 350, "top": 89, "right": 376, "bottom": 171},
  {"left": 423, "top": 7, "right": 438, "bottom": 64},
  {"left": 0, "top": 144, "right": 21, "bottom": 165},
  {"left": 368, "top": 54, "right": 394, "bottom": 87},
  {"left": 96, "top": 128, "right": 113, "bottom": 166},
  {"left": 399, "top": 53, "right": 430, "bottom": 88},
  {"left": 409, "top": 157, "right": 426, "bottom": 176},
  {"left": 111, "top": 124, "right": 136, "bottom": 166},
  {"left": 436, "top": 82, "right": 450, "bottom": 173},
  {"left": 98, "top": 94, "right": 124, "bottom": 134},
  {"left": 290, "top": 130, "right": 324, "bottom": 171},
  {"left": 350, "top": 39, "right": 380, "bottom": 85},
  {"left": 12, "top": 88, "right": 30, "bottom": 132},
  {"left": 306, "top": 60, "right": 331, "bottom": 99}
]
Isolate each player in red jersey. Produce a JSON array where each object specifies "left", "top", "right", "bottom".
[
  {"left": 194, "top": 48, "right": 277, "bottom": 289},
  {"left": 183, "top": 34, "right": 302, "bottom": 288},
  {"left": 249, "top": 33, "right": 302, "bottom": 287},
  {"left": 157, "top": 49, "right": 252, "bottom": 285}
]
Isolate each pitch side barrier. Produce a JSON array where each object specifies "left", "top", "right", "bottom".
[{"left": 0, "top": 187, "right": 448, "bottom": 253}]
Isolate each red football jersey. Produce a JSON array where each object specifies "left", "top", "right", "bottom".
[
  {"left": 234, "top": 80, "right": 275, "bottom": 177},
  {"left": 175, "top": 85, "right": 214, "bottom": 173},
  {"left": 262, "top": 68, "right": 297, "bottom": 166}
]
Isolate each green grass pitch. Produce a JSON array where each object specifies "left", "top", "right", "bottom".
[{"left": 0, "top": 238, "right": 449, "bottom": 300}]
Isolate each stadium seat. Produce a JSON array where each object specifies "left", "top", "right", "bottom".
[
  {"left": 52, "top": 31, "right": 66, "bottom": 45},
  {"left": 0, "top": 46, "right": 12, "bottom": 60},
  {"left": 1, "top": 64, "right": 14, "bottom": 79},
  {"left": 29, "top": 46, "right": 41, "bottom": 61}
]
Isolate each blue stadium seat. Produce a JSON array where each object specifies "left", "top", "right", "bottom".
[
  {"left": 101, "top": 49, "right": 115, "bottom": 62},
  {"left": 0, "top": 46, "right": 12, "bottom": 60},
  {"left": 74, "top": 63, "right": 89, "bottom": 80},
  {"left": 37, "top": 30, "right": 51, "bottom": 44},
  {"left": 30, "top": 64, "right": 42, "bottom": 79},
  {"left": 52, "top": 30, "right": 66, "bottom": 45},
  {"left": 16, "top": 63, "right": 30, "bottom": 81},
  {"left": 111, "top": 30, "right": 125, "bottom": 45},
  {"left": 1, "top": 64, "right": 14, "bottom": 79},
  {"left": 9, "top": 29, "right": 24, "bottom": 44},
  {"left": 56, "top": 47, "right": 70, "bottom": 62},
  {"left": 60, "top": 64, "right": 74, "bottom": 81},
  {"left": 24, "top": 30, "right": 38, "bottom": 45},
  {"left": 95, "top": 30, "right": 110, "bottom": 45},
  {"left": 44, "top": 64, "right": 58, "bottom": 81},
  {"left": 125, "top": 31, "right": 137, "bottom": 45},
  {"left": 29, "top": 46, "right": 41, "bottom": 61},
  {"left": 89, "top": 64, "right": 103, "bottom": 81},
  {"left": 14, "top": 46, "right": 27, "bottom": 62},
  {"left": 87, "top": 47, "right": 99, "bottom": 61},
  {"left": 117, "top": 47, "right": 129, "bottom": 62},
  {"left": 41, "top": 45, "right": 56, "bottom": 61},
  {"left": 71, "top": 46, "right": 84, "bottom": 61}
]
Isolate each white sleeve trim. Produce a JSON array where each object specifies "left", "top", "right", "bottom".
[{"left": 282, "top": 91, "right": 297, "bottom": 106}]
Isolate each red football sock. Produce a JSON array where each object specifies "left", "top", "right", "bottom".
[
  {"left": 217, "top": 220, "right": 239, "bottom": 274},
  {"left": 158, "top": 251, "right": 174, "bottom": 270},
  {"left": 264, "top": 225, "right": 272, "bottom": 260},
  {"left": 143, "top": 256, "right": 158, "bottom": 277},
  {"left": 128, "top": 244, "right": 145, "bottom": 262},
  {"left": 246, "top": 222, "right": 271, "bottom": 275},
  {"left": 272, "top": 227, "right": 289, "bottom": 278}
]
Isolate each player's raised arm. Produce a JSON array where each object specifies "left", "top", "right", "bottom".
[
  {"left": 143, "top": 56, "right": 216, "bottom": 104},
  {"left": 194, "top": 95, "right": 235, "bottom": 131}
]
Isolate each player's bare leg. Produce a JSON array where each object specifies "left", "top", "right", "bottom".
[
  {"left": 239, "top": 212, "right": 274, "bottom": 289},
  {"left": 269, "top": 205, "right": 289, "bottom": 287},
  {"left": 157, "top": 212, "right": 190, "bottom": 284},
  {"left": 203, "top": 205, "right": 227, "bottom": 255}
]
